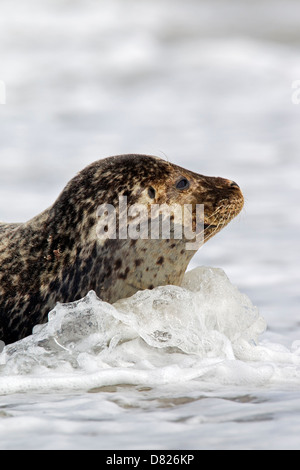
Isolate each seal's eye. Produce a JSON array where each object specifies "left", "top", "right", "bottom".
[
  {"left": 148, "top": 187, "right": 156, "bottom": 199},
  {"left": 176, "top": 178, "right": 190, "bottom": 190}
]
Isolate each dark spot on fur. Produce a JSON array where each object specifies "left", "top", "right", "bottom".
[
  {"left": 156, "top": 256, "right": 164, "bottom": 265},
  {"left": 115, "top": 259, "right": 122, "bottom": 269},
  {"left": 118, "top": 266, "right": 130, "bottom": 280},
  {"left": 87, "top": 216, "right": 94, "bottom": 229}
]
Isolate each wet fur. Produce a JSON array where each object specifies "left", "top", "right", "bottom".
[{"left": 0, "top": 154, "right": 244, "bottom": 344}]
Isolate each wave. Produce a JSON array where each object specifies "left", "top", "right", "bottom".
[{"left": 1, "top": 266, "right": 299, "bottom": 395}]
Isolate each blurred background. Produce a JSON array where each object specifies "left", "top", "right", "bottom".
[{"left": 0, "top": 0, "right": 299, "bottom": 334}]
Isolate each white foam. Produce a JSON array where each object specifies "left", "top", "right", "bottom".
[{"left": 1, "top": 266, "right": 299, "bottom": 395}]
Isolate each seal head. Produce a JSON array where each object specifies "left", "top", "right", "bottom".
[{"left": 0, "top": 154, "right": 244, "bottom": 344}]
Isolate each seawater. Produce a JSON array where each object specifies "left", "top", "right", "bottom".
[
  {"left": 0, "top": 267, "right": 269, "bottom": 393},
  {"left": 1, "top": 267, "right": 300, "bottom": 450},
  {"left": 0, "top": 0, "right": 300, "bottom": 450}
]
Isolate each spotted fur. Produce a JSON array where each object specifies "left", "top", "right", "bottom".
[{"left": 0, "top": 154, "right": 244, "bottom": 344}]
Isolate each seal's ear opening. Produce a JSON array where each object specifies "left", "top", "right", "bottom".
[{"left": 148, "top": 187, "right": 156, "bottom": 199}]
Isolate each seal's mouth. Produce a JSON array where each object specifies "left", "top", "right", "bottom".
[{"left": 204, "top": 223, "right": 217, "bottom": 230}]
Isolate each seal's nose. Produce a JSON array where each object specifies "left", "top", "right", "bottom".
[{"left": 230, "top": 181, "right": 240, "bottom": 189}]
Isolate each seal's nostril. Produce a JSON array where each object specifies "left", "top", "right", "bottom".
[{"left": 230, "top": 181, "right": 239, "bottom": 189}]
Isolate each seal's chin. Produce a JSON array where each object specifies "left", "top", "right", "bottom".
[{"left": 203, "top": 195, "right": 244, "bottom": 241}]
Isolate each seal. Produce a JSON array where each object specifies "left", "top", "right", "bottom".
[{"left": 0, "top": 154, "right": 244, "bottom": 344}]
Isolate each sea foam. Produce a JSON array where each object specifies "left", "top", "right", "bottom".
[{"left": 0, "top": 266, "right": 299, "bottom": 394}]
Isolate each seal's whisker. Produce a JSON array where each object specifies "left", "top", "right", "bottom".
[{"left": 206, "top": 205, "right": 228, "bottom": 224}]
